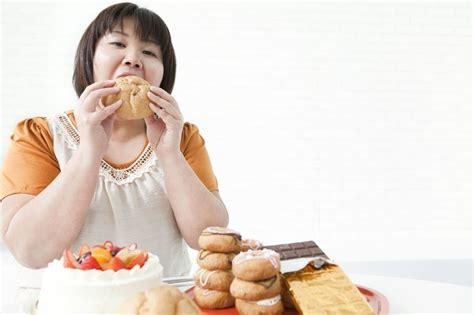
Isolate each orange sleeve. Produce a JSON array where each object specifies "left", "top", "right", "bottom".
[
  {"left": 180, "top": 123, "right": 218, "bottom": 191},
  {"left": 0, "top": 117, "right": 60, "bottom": 200}
]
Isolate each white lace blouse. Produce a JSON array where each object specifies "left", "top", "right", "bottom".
[{"left": 47, "top": 113, "right": 191, "bottom": 277}]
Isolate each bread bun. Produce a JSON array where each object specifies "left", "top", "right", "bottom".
[
  {"left": 102, "top": 76, "right": 154, "bottom": 120},
  {"left": 117, "top": 285, "right": 202, "bottom": 315}
]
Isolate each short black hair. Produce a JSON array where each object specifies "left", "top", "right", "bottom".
[{"left": 72, "top": 2, "right": 176, "bottom": 97}]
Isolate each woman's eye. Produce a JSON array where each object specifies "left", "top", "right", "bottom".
[
  {"left": 110, "top": 42, "right": 125, "bottom": 48},
  {"left": 143, "top": 50, "right": 157, "bottom": 57}
]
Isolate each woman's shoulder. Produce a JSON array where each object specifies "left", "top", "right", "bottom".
[
  {"left": 9, "top": 115, "right": 56, "bottom": 154},
  {"left": 181, "top": 121, "right": 206, "bottom": 142},
  {"left": 11, "top": 110, "right": 74, "bottom": 148},
  {"left": 13, "top": 116, "right": 50, "bottom": 138},
  {"left": 180, "top": 122, "right": 205, "bottom": 152},
  {"left": 182, "top": 121, "right": 199, "bottom": 135}
]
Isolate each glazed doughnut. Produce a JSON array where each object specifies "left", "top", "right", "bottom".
[
  {"left": 198, "top": 227, "right": 241, "bottom": 253},
  {"left": 193, "top": 286, "right": 235, "bottom": 309},
  {"left": 240, "top": 239, "right": 263, "bottom": 252},
  {"left": 235, "top": 296, "right": 284, "bottom": 315},
  {"left": 197, "top": 250, "right": 236, "bottom": 271},
  {"left": 194, "top": 268, "right": 234, "bottom": 291},
  {"left": 232, "top": 249, "right": 280, "bottom": 281},
  {"left": 230, "top": 275, "right": 281, "bottom": 301}
]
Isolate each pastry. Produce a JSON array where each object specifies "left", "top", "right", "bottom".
[
  {"left": 241, "top": 239, "right": 263, "bottom": 252},
  {"left": 197, "top": 250, "right": 236, "bottom": 271},
  {"left": 101, "top": 75, "right": 153, "bottom": 120},
  {"left": 198, "top": 226, "right": 241, "bottom": 253},
  {"left": 194, "top": 268, "right": 234, "bottom": 291},
  {"left": 193, "top": 286, "right": 235, "bottom": 309},
  {"left": 232, "top": 249, "right": 280, "bottom": 281},
  {"left": 235, "top": 296, "right": 284, "bottom": 315},
  {"left": 230, "top": 275, "right": 281, "bottom": 301},
  {"left": 118, "top": 285, "right": 201, "bottom": 315}
]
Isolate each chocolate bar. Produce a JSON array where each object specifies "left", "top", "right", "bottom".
[
  {"left": 263, "top": 241, "right": 375, "bottom": 314},
  {"left": 264, "top": 240, "right": 329, "bottom": 260}
]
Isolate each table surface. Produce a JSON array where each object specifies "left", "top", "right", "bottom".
[
  {"left": 2, "top": 273, "right": 472, "bottom": 314},
  {"left": 349, "top": 274, "right": 472, "bottom": 314}
]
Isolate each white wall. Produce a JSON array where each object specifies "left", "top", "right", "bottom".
[{"left": 1, "top": 0, "right": 471, "bottom": 309}]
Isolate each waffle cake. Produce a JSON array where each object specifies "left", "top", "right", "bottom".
[{"left": 265, "top": 241, "right": 374, "bottom": 315}]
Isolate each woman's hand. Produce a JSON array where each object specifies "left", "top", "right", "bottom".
[
  {"left": 145, "top": 86, "right": 184, "bottom": 159},
  {"left": 74, "top": 80, "right": 122, "bottom": 159}
]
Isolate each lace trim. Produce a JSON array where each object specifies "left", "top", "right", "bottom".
[{"left": 52, "top": 113, "right": 161, "bottom": 185}]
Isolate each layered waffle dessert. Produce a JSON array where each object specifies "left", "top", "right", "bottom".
[
  {"left": 265, "top": 241, "right": 375, "bottom": 315},
  {"left": 37, "top": 241, "right": 163, "bottom": 314}
]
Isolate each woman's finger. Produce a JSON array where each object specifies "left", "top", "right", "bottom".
[
  {"left": 79, "top": 80, "right": 116, "bottom": 103},
  {"left": 89, "top": 99, "right": 122, "bottom": 123},
  {"left": 83, "top": 87, "right": 121, "bottom": 112},
  {"left": 147, "top": 91, "right": 181, "bottom": 120},
  {"left": 149, "top": 103, "right": 179, "bottom": 127},
  {"left": 150, "top": 86, "right": 180, "bottom": 111}
]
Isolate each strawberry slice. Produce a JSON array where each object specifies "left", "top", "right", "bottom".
[
  {"left": 80, "top": 255, "right": 103, "bottom": 270},
  {"left": 105, "top": 257, "right": 127, "bottom": 271},
  {"left": 78, "top": 244, "right": 91, "bottom": 257},
  {"left": 63, "top": 249, "right": 80, "bottom": 269},
  {"left": 126, "top": 252, "right": 148, "bottom": 269}
]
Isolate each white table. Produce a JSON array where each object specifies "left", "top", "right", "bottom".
[
  {"left": 350, "top": 274, "right": 472, "bottom": 314},
  {"left": 3, "top": 274, "right": 472, "bottom": 314}
]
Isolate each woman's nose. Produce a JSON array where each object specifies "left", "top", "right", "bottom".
[{"left": 123, "top": 53, "right": 142, "bottom": 69}]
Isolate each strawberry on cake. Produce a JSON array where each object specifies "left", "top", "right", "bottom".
[{"left": 37, "top": 241, "right": 163, "bottom": 314}]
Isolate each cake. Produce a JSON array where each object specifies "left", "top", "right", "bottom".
[{"left": 37, "top": 241, "right": 163, "bottom": 314}]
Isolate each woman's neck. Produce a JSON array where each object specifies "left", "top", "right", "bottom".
[{"left": 110, "top": 119, "right": 146, "bottom": 143}]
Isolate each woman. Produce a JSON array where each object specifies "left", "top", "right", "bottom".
[{"left": 1, "top": 2, "right": 228, "bottom": 277}]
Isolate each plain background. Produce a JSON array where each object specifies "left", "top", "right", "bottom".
[{"left": 1, "top": 0, "right": 472, "bottom": 312}]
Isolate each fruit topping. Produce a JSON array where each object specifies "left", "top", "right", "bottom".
[
  {"left": 115, "top": 248, "right": 142, "bottom": 266},
  {"left": 78, "top": 251, "right": 92, "bottom": 264},
  {"left": 78, "top": 244, "right": 91, "bottom": 257},
  {"left": 105, "top": 257, "right": 126, "bottom": 271},
  {"left": 80, "top": 255, "right": 102, "bottom": 271},
  {"left": 103, "top": 241, "right": 124, "bottom": 256},
  {"left": 127, "top": 252, "right": 148, "bottom": 269},
  {"left": 61, "top": 241, "right": 148, "bottom": 271},
  {"left": 63, "top": 249, "right": 80, "bottom": 269},
  {"left": 91, "top": 247, "right": 112, "bottom": 264}
]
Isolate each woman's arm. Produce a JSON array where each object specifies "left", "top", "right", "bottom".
[
  {"left": 2, "top": 148, "right": 101, "bottom": 268},
  {"left": 2, "top": 80, "right": 122, "bottom": 268},
  {"left": 144, "top": 87, "right": 229, "bottom": 249},
  {"left": 160, "top": 152, "right": 228, "bottom": 249}
]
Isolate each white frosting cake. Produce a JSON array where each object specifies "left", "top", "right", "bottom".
[{"left": 37, "top": 253, "right": 163, "bottom": 314}]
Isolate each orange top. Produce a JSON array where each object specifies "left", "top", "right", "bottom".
[{"left": 1, "top": 111, "right": 218, "bottom": 200}]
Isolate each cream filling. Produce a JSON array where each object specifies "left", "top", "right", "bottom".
[{"left": 256, "top": 295, "right": 281, "bottom": 306}]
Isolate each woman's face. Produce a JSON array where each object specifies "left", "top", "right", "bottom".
[{"left": 93, "top": 18, "right": 164, "bottom": 87}]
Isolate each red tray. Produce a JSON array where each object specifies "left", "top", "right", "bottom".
[{"left": 187, "top": 284, "right": 389, "bottom": 315}]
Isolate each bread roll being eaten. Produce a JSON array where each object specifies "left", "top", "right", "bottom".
[
  {"left": 102, "top": 76, "right": 154, "bottom": 120},
  {"left": 118, "top": 284, "right": 202, "bottom": 315}
]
